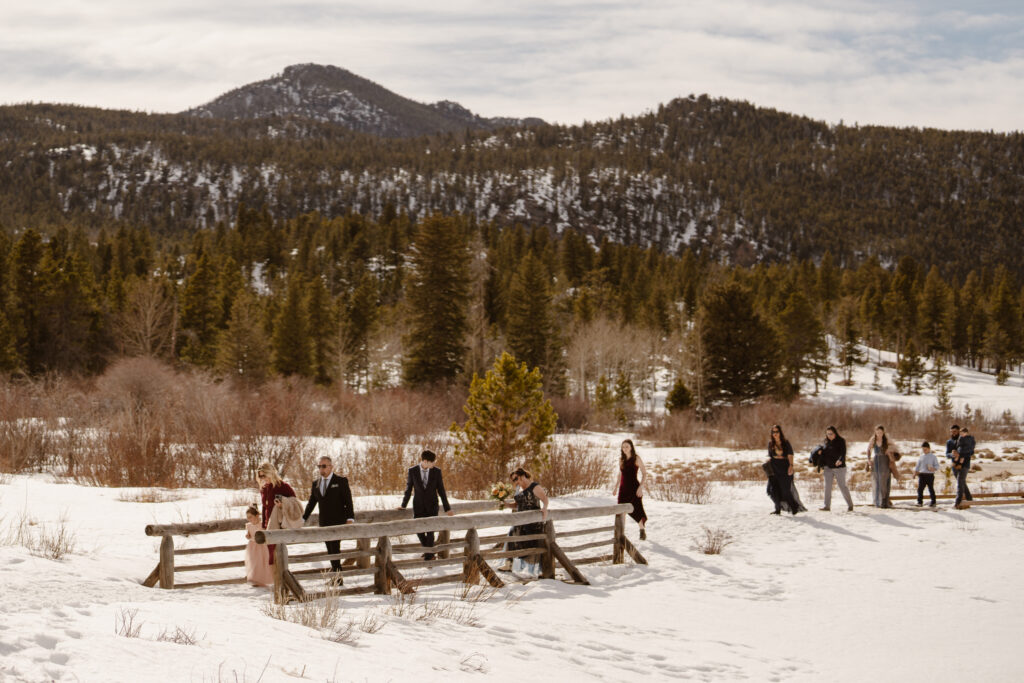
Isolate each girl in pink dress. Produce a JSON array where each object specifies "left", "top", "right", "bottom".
[{"left": 244, "top": 505, "right": 273, "bottom": 587}]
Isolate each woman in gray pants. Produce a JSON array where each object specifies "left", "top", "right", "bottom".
[{"left": 819, "top": 426, "right": 854, "bottom": 511}]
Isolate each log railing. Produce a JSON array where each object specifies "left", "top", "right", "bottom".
[
  {"left": 254, "top": 503, "right": 647, "bottom": 604},
  {"left": 141, "top": 501, "right": 496, "bottom": 590}
]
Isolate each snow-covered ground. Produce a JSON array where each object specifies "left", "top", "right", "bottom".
[
  {"left": 2, "top": 355, "right": 1022, "bottom": 682},
  {"left": 3, "top": 460, "right": 1024, "bottom": 682}
]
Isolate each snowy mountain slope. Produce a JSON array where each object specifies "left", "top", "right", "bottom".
[{"left": 186, "top": 64, "right": 544, "bottom": 137}]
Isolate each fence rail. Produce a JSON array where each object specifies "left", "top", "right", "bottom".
[{"left": 142, "top": 501, "right": 647, "bottom": 599}]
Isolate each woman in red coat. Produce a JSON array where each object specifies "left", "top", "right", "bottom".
[{"left": 257, "top": 462, "right": 295, "bottom": 565}]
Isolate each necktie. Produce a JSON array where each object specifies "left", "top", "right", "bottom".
[{"left": 321, "top": 477, "right": 328, "bottom": 496}]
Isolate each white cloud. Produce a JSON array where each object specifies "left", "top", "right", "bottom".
[{"left": 0, "top": 0, "right": 1021, "bottom": 131}]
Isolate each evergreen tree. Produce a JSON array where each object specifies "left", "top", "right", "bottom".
[
  {"left": 835, "top": 298, "right": 865, "bottom": 385},
  {"left": 775, "top": 290, "right": 828, "bottom": 396},
  {"left": 929, "top": 356, "right": 956, "bottom": 412},
  {"left": 918, "top": 265, "right": 951, "bottom": 357},
  {"left": 11, "top": 229, "right": 45, "bottom": 374},
  {"left": 271, "top": 274, "right": 312, "bottom": 377},
  {"left": 41, "top": 252, "right": 106, "bottom": 373},
  {"left": 699, "top": 280, "right": 780, "bottom": 405},
  {"left": 305, "top": 275, "right": 336, "bottom": 385},
  {"left": 665, "top": 378, "right": 693, "bottom": 414},
  {"left": 338, "top": 272, "right": 378, "bottom": 388},
  {"left": 402, "top": 214, "right": 471, "bottom": 387},
  {"left": 893, "top": 339, "right": 926, "bottom": 395},
  {"left": 0, "top": 310, "right": 19, "bottom": 374},
  {"left": 216, "top": 289, "right": 271, "bottom": 385},
  {"left": 506, "top": 252, "right": 561, "bottom": 389},
  {"left": 179, "top": 252, "right": 220, "bottom": 367},
  {"left": 984, "top": 271, "right": 1022, "bottom": 379},
  {"left": 449, "top": 352, "right": 557, "bottom": 484}
]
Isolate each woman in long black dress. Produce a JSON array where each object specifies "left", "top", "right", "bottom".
[
  {"left": 767, "top": 425, "right": 802, "bottom": 515},
  {"left": 505, "top": 468, "right": 549, "bottom": 576},
  {"left": 616, "top": 439, "right": 648, "bottom": 539}
]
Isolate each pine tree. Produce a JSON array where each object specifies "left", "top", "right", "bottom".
[
  {"left": 450, "top": 352, "right": 558, "bottom": 484},
  {"left": 402, "top": 214, "right": 471, "bottom": 387},
  {"left": 0, "top": 310, "right": 19, "bottom": 374},
  {"left": 893, "top": 340, "right": 926, "bottom": 395},
  {"left": 338, "top": 272, "right": 378, "bottom": 389},
  {"left": 775, "top": 290, "right": 828, "bottom": 396},
  {"left": 216, "top": 289, "right": 271, "bottom": 385},
  {"left": 11, "top": 229, "right": 45, "bottom": 374},
  {"left": 506, "top": 252, "right": 561, "bottom": 389},
  {"left": 305, "top": 275, "right": 336, "bottom": 385},
  {"left": 835, "top": 298, "right": 865, "bottom": 385},
  {"left": 929, "top": 356, "right": 956, "bottom": 412},
  {"left": 700, "top": 280, "right": 780, "bottom": 405},
  {"left": 271, "top": 274, "right": 312, "bottom": 377},
  {"left": 665, "top": 378, "right": 693, "bottom": 414},
  {"left": 918, "top": 265, "right": 951, "bottom": 357},
  {"left": 179, "top": 252, "right": 220, "bottom": 367},
  {"left": 984, "top": 271, "right": 1022, "bottom": 379}
]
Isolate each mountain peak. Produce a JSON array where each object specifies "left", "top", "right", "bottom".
[{"left": 186, "top": 63, "right": 543, "bottom": 137}]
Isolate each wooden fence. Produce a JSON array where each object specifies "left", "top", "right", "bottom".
[
  {"left": 891, "top": 491, "right": 1024, "bottom": 508},
  {"left": 141, "top": 501, "right": 495, "bottom": 590},
  {"left": 254, "top": 503, "right": 647, "bottom": 604}
]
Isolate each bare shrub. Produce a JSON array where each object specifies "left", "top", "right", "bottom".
[
  {"left": 32, "top": 518, "right": 77, "bottom": 560},
  {"left": 117, "top": 489, "right": 188, "bottom": 504},
  {"left": 539, "top": 438, "right": 610, "bottom": 497},
  {"left": 0, "top": 417, "right": 51, "bottom": 473},
  {"left": 260, "top": 576, "right": 358, "bottom": 644},
  {"left": 355, "top": 437, "right": 415, "bottom": 496},
  {"left": 693, "top": 526, "right": 734, "bottom": 554},
  {"left": 358, "top": 613, "right": 384, "bottom": 634},
  {"left": 548, "top": 396, "right": 590, "bottom": 431},
  {"left": 649, "top": 470, "right": 712, "bottom": 504},
  {"left": 156, "top": 624, "right": 203, "bottom": 646},
  {"left": 115, "top": 608, "right": 144, "bottom": 638}
]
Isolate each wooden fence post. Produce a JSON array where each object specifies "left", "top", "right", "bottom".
[
  {"left": 158, "top": 535, "right": 175, "bottom": 589},
  {"left": 541, "top": 520, "right": 556, "bottom": 579},
  {"left": 613, "top": 513, "right": 625, "bottom": 564},
  {"left": 463, "top": 528, "right": 480, "bottom": 583},
  {"left": 437, "top": 529, "right": 451, "bottom": 559},
  {"left": 273, "top": 543, "right": 290, "bottom": 605},
  {"left": 356, "top": 537, "right": 372, "bottom": 569},
  {"left": 374, "top": 536, "right": 392, "bottom": 594}
]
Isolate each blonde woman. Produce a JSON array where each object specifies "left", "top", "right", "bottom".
[{"left": 256, "top": 462, "right": 296, "bottom": 564}]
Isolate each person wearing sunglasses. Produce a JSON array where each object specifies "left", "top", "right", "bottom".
[{"left": 302, "top": 455, "right": 355, "bottom": 572}]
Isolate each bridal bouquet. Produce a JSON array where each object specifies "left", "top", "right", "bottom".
[{"left": 489, "top": 482, "right": 515, "bottom": 509}]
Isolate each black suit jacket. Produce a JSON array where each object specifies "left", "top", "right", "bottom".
[
  {"left": 303, "top": 473, "right": 355, "bottom": 526},
  {"left": 401, "top": 466, "right": 451, "bottom": 517}
]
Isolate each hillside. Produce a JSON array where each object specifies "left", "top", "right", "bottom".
[
  {"left": 186, "top": 63, "right": 544, "bottom": 137},
  {"left": 2, "top": 73, "right": 1024, "bottom": 271}
]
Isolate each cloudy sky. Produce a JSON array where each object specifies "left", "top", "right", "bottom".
[{"left": 2, "top": 1, "right": 1022, "bottom": 131}]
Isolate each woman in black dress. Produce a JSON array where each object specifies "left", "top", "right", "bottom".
[
  {"left": 505, "top": 468, "right": 549, "bottom": 576},
  {"left": 616, "top": 439, "right": 648, "bottom": 539},
  {"left": 767, "top": 425, "right": 802, "bottom": 515}
]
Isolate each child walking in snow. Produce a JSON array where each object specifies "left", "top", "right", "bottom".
[
  {"left": 244, "top": 505, "right": 273, "bottom": 587},
  {"left": 914, "top": 442, "right": 939, "bottom": 507}
]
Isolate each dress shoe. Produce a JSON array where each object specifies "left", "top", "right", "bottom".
[
  {"left": 818, "top": 507, "right": 830, "bottom": 511},
  {"left": 423, "top": 553, "right": 436, "bottom": 561}
]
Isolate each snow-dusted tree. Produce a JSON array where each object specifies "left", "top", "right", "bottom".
[{"left": 929, "top": 356, "right": 955, "bottom": 412}]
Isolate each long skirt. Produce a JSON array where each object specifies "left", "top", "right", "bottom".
[{"left": 872, "top": 453, "right": 892, "bottom": 508}]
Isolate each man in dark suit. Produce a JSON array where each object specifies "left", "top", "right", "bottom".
[
  {"left": 302, "top": 456, "right": 355, "bottom": 571},
  {"left": 400, "top": 450, "right": 453, "bottom": 560}
]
